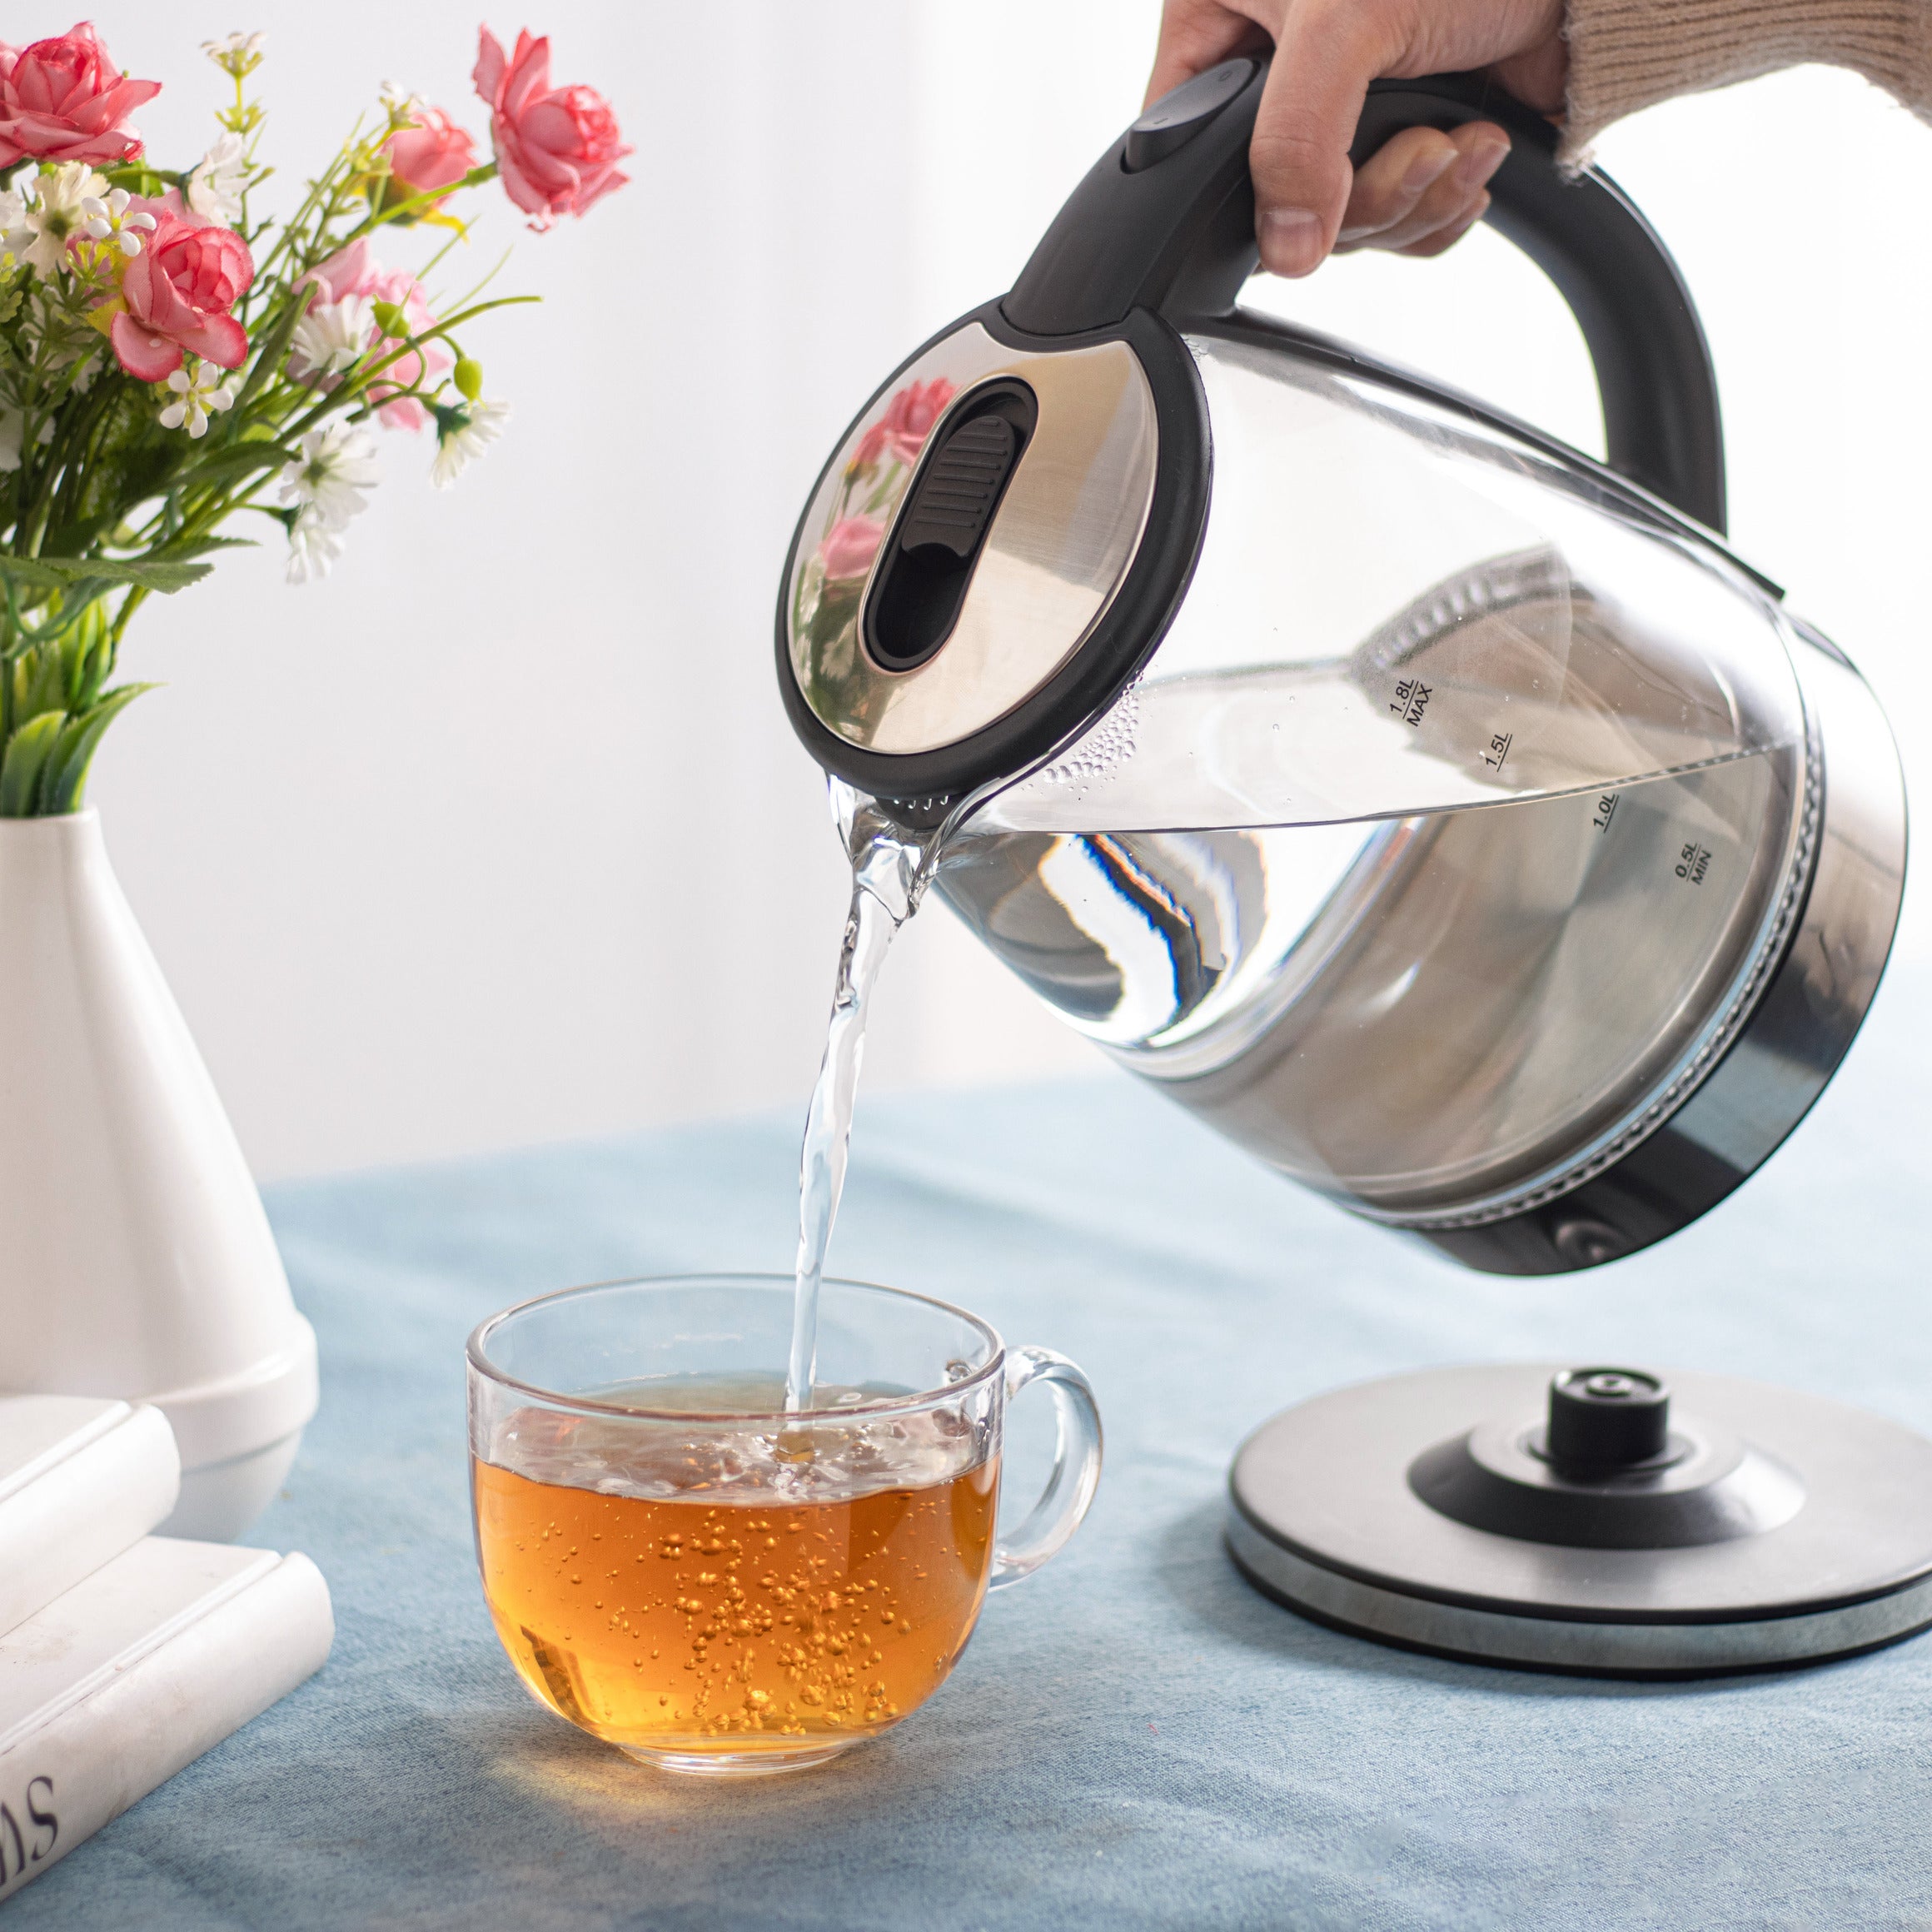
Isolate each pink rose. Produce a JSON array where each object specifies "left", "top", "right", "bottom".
[
  {"left": 384, "top": 107, "right": 477, "bottom": 210},
  {"left": 303, "top": 240, "right": 451, "bottom": 431},
  {"left": 109, "top": 207, "right": 253, "bottom": 382},
  {"left": 0, "top": 22, "right": 160, "bottom": 169},
  {"left": 819, "top": 516, "right": 885, "bottom": 582},
  {"left": 852, "top": 379, "right": 957, "bottom": 473},
  {"left": 881, "top": 379, "right": 956, "bottom": 464},
  {"left": 473, "top": 27, "right": 630, "bottom": 230}
]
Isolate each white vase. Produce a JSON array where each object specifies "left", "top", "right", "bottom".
[{"left": 0, "top": 809, "right": 316, "bottom": 1541}]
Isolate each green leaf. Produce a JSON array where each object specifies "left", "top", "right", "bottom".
[
  {"left": 170, "top": 443, "right": 292, "bottom": 490},
  {"left": 147, "top": 533, "right": 258, "bottom": 564},
  {"left": 11, "top": 642, "right": 70, "bottom": 721},
  {"left": 40, "top": 685, "right": 154, "bottom": 815},
  {"left": 0, "top": 555, "right": 215, "bottom": 595},
  {"left": 234, "top": 291, "right": 309, "bottom": 414},
  {"left": 74, "top": 635, "right": 113, "bottom": 712},
  {"left": 0, "top": 711, "right": 66, "bottom": 817}
]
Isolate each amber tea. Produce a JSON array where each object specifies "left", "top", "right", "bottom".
[
  {"left": 466, "top": 1276, "right": 1100, "bottom": 1776},
  {"left": 473, "top": 1392, "right": 998, "bottom": 1760}
]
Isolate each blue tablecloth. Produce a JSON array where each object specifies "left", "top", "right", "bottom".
[{"left": 13, "top": 963, "right": 1932, "bottom": 1930}]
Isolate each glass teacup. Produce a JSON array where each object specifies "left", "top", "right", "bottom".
[{"left": 466, "top": 1273, "right": 1103, "bottom": 1776}]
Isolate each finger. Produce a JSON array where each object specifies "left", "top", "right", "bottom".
[
  {"left": 1145, "top": 0, "right": 1272, "bottom": 107},
  {"left": 1346, "top": 124, "right": 1508, "bottom": 253},
  {"left": 1335, "top": 127, "right": 1457, "bottom": 246},
  {"left": 1249, "top": 0, "right": 1388, "bottom": 277},
  {"left": 1397, "top": 190, "right": 1490, "bottom": 259},
  {"left": 1492, "top": 36, "right": 1569, "bottom": 114}
]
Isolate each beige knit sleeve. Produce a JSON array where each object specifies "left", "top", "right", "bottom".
[{"left": 1560, "top": 0, "right": 1932, "bottom": 160}]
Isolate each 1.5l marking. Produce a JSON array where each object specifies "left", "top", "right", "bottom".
[{"left": 1482, "top": 731, "right": 1514, "bottom": 773}]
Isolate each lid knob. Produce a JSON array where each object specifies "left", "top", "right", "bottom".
[
  {"left": 864, "top": 381, "right": 1036, "bottom": 675},
  {"left": 1545, "top": 1367, "right": 1671, "bottom": 1472}
]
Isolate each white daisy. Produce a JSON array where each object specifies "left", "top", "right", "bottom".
[
  {"left": 158, "top": 364, "right": 238, "bottom": 438},
  {"left": 80, "top": 187, "right": 157, "bottom": 258},
  {"left": 431, "top": 398, "right": 510, "bottom": 490},
  {"left": 288, "top": 295, "right": 375, "bottom": 383},
  {"left": 285, "top": 510, "right": 348, "bottom": 585},
  {"left": 15, "top": 164, "right": 109, "bottom": 277},
  {"left": 187, "top": 133, "right": 248, "bottom": 227},
  {"left": 280, "top": 420, "right": 381, "bottom": 525},
  {"left": 202, "top": 32, "right": 266, "bottom": 77},
  {"left": 279, "top": 422, "right": 381, "bottom": 581},
  {"left": 380, "top": 80, "right": 428, "bottom": 122}
]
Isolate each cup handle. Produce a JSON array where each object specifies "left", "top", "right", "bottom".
[{"left": 987, "top": 1347, "right": 1103, "bottom": 1592}]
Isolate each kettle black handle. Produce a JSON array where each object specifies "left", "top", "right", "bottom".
[{"left": 1000, "top": 63, "right": 1726, "bottom": 534}]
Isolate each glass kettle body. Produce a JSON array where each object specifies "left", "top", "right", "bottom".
[{"left": 777, "top": 66, "right": 1905, "bottom": 1275}]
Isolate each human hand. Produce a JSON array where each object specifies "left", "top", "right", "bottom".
[{"left": 1146, "top": 0, "right": 1568, "bottom": 276}]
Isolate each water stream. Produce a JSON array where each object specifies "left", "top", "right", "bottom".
[{"left": 784, "top": 786, "right": 939, "bottom": 1415}]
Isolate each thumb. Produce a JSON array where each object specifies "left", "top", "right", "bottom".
[{"left": 1249, "top": 3, "right": 1386, "bottom": 277}]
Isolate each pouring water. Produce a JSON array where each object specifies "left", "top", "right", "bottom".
[{"left": 784, "top": 784, "right": 941, "bottom": 1417}]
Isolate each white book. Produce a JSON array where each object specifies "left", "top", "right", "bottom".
[
  {"left": 0, "top": 1398, "right": 181, "bottom": 1639},
  {"left": 0, "top": 1536, "right": 333, "bottom": 1901}
]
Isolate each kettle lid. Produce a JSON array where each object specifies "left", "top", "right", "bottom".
[{"left": 777, "top": 303, "right": 1210, "bottom": 811}]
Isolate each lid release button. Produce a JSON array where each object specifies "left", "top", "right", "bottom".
[
  {"left": 864, "top": 382, "right": 1035, "bottom": 673},
  {"left": 1123, "top": 57, "right": 1257, "bottom": 172}
]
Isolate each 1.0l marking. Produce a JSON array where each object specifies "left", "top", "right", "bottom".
[{"left": 1592, "top": 793, "right": 1620, "bottom": 833}]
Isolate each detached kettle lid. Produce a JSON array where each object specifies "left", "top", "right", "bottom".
[{"left": 778, "top": 63, "right": 1728, "bottom": 812}]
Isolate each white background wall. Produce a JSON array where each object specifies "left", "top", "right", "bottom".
[{"left": 72, "top": 2, "right": 1932, "bottom": 1179}]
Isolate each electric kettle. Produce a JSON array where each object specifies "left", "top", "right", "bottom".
[{"left": 776, "top": 62, "right": 1906, "bottom": 1281}]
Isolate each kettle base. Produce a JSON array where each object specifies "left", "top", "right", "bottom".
[{"left": 1227, "top": 1364, "right": 1932, "bottom": 1677}]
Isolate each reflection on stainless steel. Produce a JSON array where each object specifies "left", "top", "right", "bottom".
[
  {"left": 1653, "top": 625, "right": 1909, "bottom": 1185},
  {"left": 785, "top": 323, "right": 1158, "bottom": 757},
  {"left": 940, "top": 736, "right": 1810, "bottom": 1220},
  {"left": 936, "top": 611, "right": 1905, "bottom": 1265}
]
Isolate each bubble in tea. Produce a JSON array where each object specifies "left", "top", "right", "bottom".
[{"left": 471, "top": 1383, "right": 998, "bottom": 1755}]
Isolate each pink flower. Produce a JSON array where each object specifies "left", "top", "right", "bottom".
[
  {"left": 383, "top": 107, "right": 477, "bottom": 210},
  {"left": 0, "top": 22, "right": 160, "bottom": 168},
  {"left": 819, "top": 516, "right": 885, "bottom": 582},
  {"left": 852, "top": 379, "right": 957, "bottom": 473},
  {"left": 473, "top": 27, "right": 630, "bottom": 230},
  {"left": 301, "top": 239, "right": 451, "bottom": 431},
  {"left": 108, "top": 207, "right": 253, "bottom": 383}
]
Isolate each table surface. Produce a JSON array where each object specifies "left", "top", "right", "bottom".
[{"left": 14, "top": 962, "right": 1932, "bottom": 1931}]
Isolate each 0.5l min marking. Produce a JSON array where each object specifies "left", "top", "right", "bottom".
[{"left": 1675, "top": 840, "right": 1711, "bottom": 884}]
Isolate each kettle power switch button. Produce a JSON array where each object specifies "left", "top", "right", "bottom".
[{"left": 1123, "top": 57, "right": 1256, "bottom": 172}]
